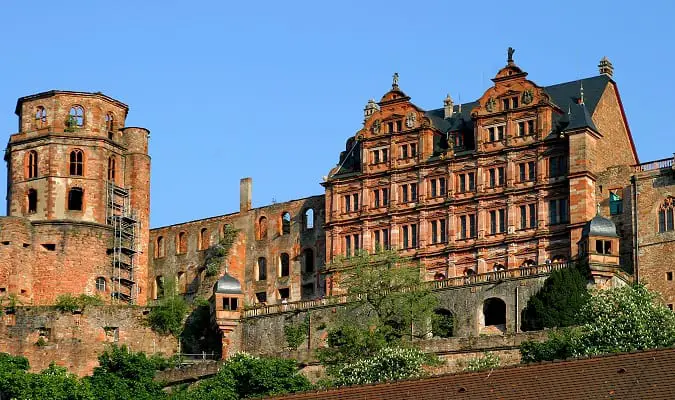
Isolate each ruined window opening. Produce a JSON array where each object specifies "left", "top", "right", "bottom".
[
  {"left": 511, "top": 97, "right": 519, "bottom": 109},
  {"left": 432, "top": 309, "right": 454, "bottom": 338},
  {"left": 155, "top": 276, "right": 165, "bottom": 299},
  {"left": 483, "top": 298, "right": 506, "bottom": 326},
  {"left": 395, "top": 120, "right": 402, "bottom": 132},
  {"left": 199, "top": 228, "right": 209, "bottom": 250},
  {"left": 69, "top": 149, "right": 84, "bottom": 176},
  {"left": 27, "top": 189, "right": 37, "bottom": 214},
  {"left": 430, "top": 219, "right": 446, "bottom": 244},
  {"left": 303, "top": 248, "right": 314, "bottom": 273},
  {"left": 155, "top": 236, "right": 165, "bottom": 258},
  {"left": 176, "top": 271, "right": 186, "bottom": 294},
  {"left": 107, "top": 156, "right": 116, "bottom": 182},
  {"left": 257, "top": 216, "right": 268, "bottom": 240},
  {"left": 304, "top": 209, "right": 314, "bottom": 230},
  {"left": 67, "top": 187, "right": 83, "bottom": 211},
  {"left": 373, "top": 228, "right": 390, "bottom": 251},
  {"left": 667, "top": 272, "right": 673, "bottom": 281},
  {"left": 41, "top": 243, "right": 56, "bottom": 251},
  {"left": 551, "top": 255, "right": 567, "bottom": 263},
  {"left": 281, "top": 212, "right": 291, "bottom": 235},
  {"left": 280, "top": 253, "right": 290, "bottom": 277},
  {"left": 402, "top": 223, "right": 418, "bottom": 248},
  {"left": 38, "top": 327, "right": 51, "bottom": 341},
  {"left": 278, "top": 287, "right": 290, "bottom": 301},
  {"left": 27, "top": 150, "right": 38, "bottom": 179},
  {"left": 302, "top": 283, "right": 314, "bottom": 299},
  {"left": 345, "top": 233, "right": 360, "bottom": 257},
  {"left": 35, "top": 106, "right": 47, "bottom": 128},
  {"left": 255, "top": 292, "right": 267, "bottom": 303},
  {"left": 96, "top": 277, "right": 106, "bottom": 291},
  {"left": 177, "top": 232, "right": 187, "bottom": 254},
  {"left": 105, "top": 113, "right": 115, "bottom": 139},
  {"left": 104, "top": 327, "right": 119, "bottom": 343},
  {"left": 257, "top": 257, "right": 267, "bottom": 281},
  {"left": 69, "top": 105, "right": 84, "bottom": 127}
]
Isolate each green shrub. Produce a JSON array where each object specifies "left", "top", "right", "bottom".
[
  {"left": 463, "top": 352, "right": 501, "bottom": 372},
  {"left": 147, "top": 295, "right": 189, "bottom": 337},
  {"left": 283, "top": 315, "right": 309, "bottom": 350},
  {"left": 54, "top": 294, "right": 104, "bottom": 312}
]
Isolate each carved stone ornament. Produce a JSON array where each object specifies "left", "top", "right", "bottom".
[
  {"left": 485, "top": 97, "right": 496, "bottom": 112},
  {"left": 521, "top": 89, "right": 533, "bottom": 105},
  {"left": 405, "top": 112, "right": 417, "bottom": 128},
  {"left": 372, "top": 119, "right": 381, "bottom": 134}
]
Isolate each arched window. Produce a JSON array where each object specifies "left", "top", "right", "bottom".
[
  {"left": 493, "top": 263, "right": 506, "bottom": 271},
  {"left": 257, "top": 216, "right": 268, "bottom": 240},
  {"left": 199, "top": 228, "right": 210, "bottom": 250},
  {"left": 155, "top": 236, "right": 165, "bottom": 258},
  {"left": 304, "top": 209, "right": 314, "bottom": 230},
  {"left": 68, "top": 105, "right": 84, "bottom": 128},
  {"left": 26, "top": 150, "right": 38, "bottom": 179},
  {"left": 107, "top": 156, "right": 116, "bottom": 182},
  {"left": 280, "top": 253, "right": 290, "bottom": 277},
  {"left": 659, "top": 198, "right": 675, "bottom": 232},
  {"left": 432, "top": 309, "right": 454, "bottom": 338},
  {"left": 95, "top": 277, "right": 106, "bottom": 292},
  {"left": 154, "top": 276, "right": 165, "bottom": 299},
  {"left": 69, "top": 149, "right": 84, "bottom": 176},
  {"left": 434, "top": 272, "right": 446, "bottom": 280},
  {"left": 303, "top": 248, "right": 314, "bottom": 273},
  {"left": 27, "top": 189, "right": 38, "bottom": 214},
  {"left": 281, "top": 212, "right": 291, "bottom": 235},
  {"left": 483, "top": 298, "right": 506, "bottom": 327},
  {"left": 464, "top": 268, "right": 476, "bottom": 276},
  {"left": 105, "top": 113, "right": 115, "bottom": 139},
  {"left": 257, "top": 257, "right": 267, "bottom": 281},
  {"left": 67, "top": 187, "right": 83, "bottom": 211},
  {"left": 177, "top": 232, "right": 187, "bottom": 254},
  {"left": 35, "top": 106, "right": 47, "bottom": 128}
]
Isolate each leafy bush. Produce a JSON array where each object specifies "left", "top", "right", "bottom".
[
  {"left": 147, "top": 294, "right": 189, "bottom": 336},
  {"left": 331, "top": 347, "right": 433, "bottom": 386},
  {"left": 283, "top": 315, "right": 309, "bottom": 350},
  {"left": 54, "top": 294, "right": 104, "bottom": 312},
  {"left": 463, "top": 352, "right": 501, "bottom": 372}
]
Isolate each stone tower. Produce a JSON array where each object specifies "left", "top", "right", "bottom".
[{"left": 2, "top": 91, "right": 150, "bottom": 305}]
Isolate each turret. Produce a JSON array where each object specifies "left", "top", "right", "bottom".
[{"left": 578, "top": 207, "right": 621, "bottom": 286}]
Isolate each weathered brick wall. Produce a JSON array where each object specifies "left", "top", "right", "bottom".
[
  {"left": 596, "top": 165, "right": 634, "bottom": 271},
  {"left": 0, "top": 306, "right": 177, "bottom": 376},
  {"left": 591, "top": 83, "right": 638, "bottom": 171}
]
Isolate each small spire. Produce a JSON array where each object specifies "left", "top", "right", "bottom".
[
  {"left": 598, "top": 56, "right": 614, "bottom": 77},
  {"left": 392, "top": 72, "right": 399, "bottom": 88},
  {"left": 579, "top": 81, "right": 585, "bottom": 105}
]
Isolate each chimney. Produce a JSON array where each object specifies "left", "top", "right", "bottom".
[
  {"left": 444, "top": 94, "right": 454, "bottom": 119},
  {"left": 598, "top": 56, "right": 614, "bottom": 78},
  {"left": 240, "top": 177, "right": 252, "bottom": 213}
]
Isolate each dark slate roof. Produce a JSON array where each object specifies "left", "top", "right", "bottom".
[
  {"left": 267, "top": 348, "right": 675, "bottom": 400},
  {"left": 213, "top": 273, "right": 242, "bottom": 294},
  {"left": 582, "top": 213, "right": 619, "bottom": 238},
  {"left": 564, "top": 102, "right": 599, "bottom": 133}
]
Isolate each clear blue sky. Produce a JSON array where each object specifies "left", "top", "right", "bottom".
[{"left": 1, "top": 1, "right": 673, "bottom": 228}]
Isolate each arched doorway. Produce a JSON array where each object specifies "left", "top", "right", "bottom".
[{"left": 482, "top": 297, "right": 506, "bottom": 329}]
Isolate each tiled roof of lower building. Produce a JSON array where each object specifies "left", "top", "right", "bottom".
[{"left": 267, "top": 348, "right": 675, "bottom": 400}]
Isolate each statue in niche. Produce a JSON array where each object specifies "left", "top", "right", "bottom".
[
  {"left": 405, "top": 112, "right": 416, "bottom": 128},
  {"left": 372, "top": 119, "right": 381, "bottom": 134},
  {"left": 485, "top": 97, "right": 496, "bottom": 112},
  {"left": 522, "top": 89, "right": 533, "bottom": 105}
]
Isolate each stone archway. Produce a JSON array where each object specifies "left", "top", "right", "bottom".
[{"left": 481, "top": 297, "right": 506, "bottom": 334}]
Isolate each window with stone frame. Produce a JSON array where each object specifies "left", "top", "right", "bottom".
[
  {"left": 96, "top": 277, "right": 106, "bottom": 292},
  {"left": 26, "top": 150, "right": 38, "bottom": 179},
  {"left": 401, "top": 223, "right": 418, "bottom": 249},
  {"left": 659, "top": 197, "right": 675, "bottom": 233},
  {"left": 67, "top": 187, "right": 84, "bottom": 211},
  {"left": 176, "top": 231, "right": 188, "bottom": 254},
  {"left": 595, "top": 239, "right": 612, "bottom": 255},
  {"left": 372, "top": 187, "right": 389, "bottom": 208},
  {"left": 370, "top": 147, "right": 389, "bottom": 164},
  {"left": 549, "top": 198, "right": 570, "bottom": 225},
  {"left": 199, "top": 228, "right": 210, "bottom": 250},
  {"left": 69, "top": 149, "right": 84, "bottom": 176},
  {"left": 518, "top": 161, "right": 536, "bottom": 182},
  {"left": 344, "top": 233, "right": 360, "bottom": 257},
  {"left": 279, "top": 253, "right": 290, "bottom": 277},
  {"left": 489, "top": 209, "right": 506, "bottom": 235},
  {"left": 457, "top": 171, "right": 476, "bottom": 193},
  {"left": 257, "top": 257, "right": 267, "bottom": 281},
  {"left": 343, "top": 193, "right": 359, "bottom": 213},
  {"left": 430, "top": 219, "right": 447, "bottom": 244},
  {"left": 516, "top": 119, "right": 536, "bottom": 136},
  {"left": 105, "top": 113, "right": 115, "bottom": 139},
  {"left": 107, "top": 156, "right": 116, "bottom": 182},
  {"left": 27, "top": 189, "right": 38, "bottom": 214},
  {"left": 257, "top": 216, "right": 268, "bottom": 240},
  {"left": 155, "top": 236, "right": 165, "bottom": 258},
  {"left": 429, "top": 177, "right": 446, "bottom": 198},
  {"left": 400, "top": 142, "right": 417, "bottom": 159},
  {"left": 35, "top": 106, "right": 47, "bottom": 129},
  {"left": 548, "top": 155, "right": 568, "bottom": 178},
  {"left": 609, "top": 189, "right": 623, "bottom": 215},
  {"left": 486, "top": 124, "right": 505, "bottom": 142},
  {"left": 304, "top": 209, "right": 314, "bottom": 230},
  {"left": 458, "top": 214, "right": 477, "bottom": 239},
  {"left": 487, "top": 167, "right": 505, "bottom": 188},
  {"left": 519, "top": 203, "right": 537, "bottom": 230},
  {"left": 400, "top": 183, "right": 418, "bottom": 203},
  {"left": 372, "top": 228, "right": 390, "bottom": 251},
  {"left": 303, "top": 248, "right": 314, "bottom": 273},
  {"left": 281, "top": 212, "right": 291, "bottom": 235},
  {"left": 68, "top": 105, "right": 85, "bottom": 128}
]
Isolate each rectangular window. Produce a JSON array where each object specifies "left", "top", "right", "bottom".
[
  {"left": 502, "top": 98, "right": 510, "bottom": 111},
  {"left": 382, "top": 188, "right": 389, "bottom": 206},
  {"left": 609, "top": 191, "right": 623, "bottom": 215},
  {"left": 520, "top": 204, "right": 537, "bottom": 229},
  {"left": 430, "top": 220, "right": 446, "bottom": 244},
  {"left": 459, "top": 214, "right": 477, "bottom": 239},
  {"left": 373, "top": 189, "right": 380, "bottom": 208},
  {"left": 371, "top": 148, "right": 388, "bottom": 164},
  {"left": 498, "top": 167, "right": 505, "bottom": 186},
  {"left": 512, "top": 97, "right": 519, "bottom": 109},
  {"left": 489, "top": 169, "right": 496, "bottom": 188},
  {"left": 402, "top": 184, "right": 409, "bottom": 203},
  {"left": 396, "top": 120, "right": 402, "bottom": 132},
  {"left": 372, "top": 188, "right": 387, "bottom": 209},
  {"left": 488, "top": 127, "right": 495, "bottom": 142},
  {"left": 520, "top": 205, "right": 527, "bottom": 230},
  {"left": 401, "top": 144, "right": 408, "bottom": 159},
  {"left": 528, "top": 161, "right": 535, "bottom": 181},
  {"left": 529, "top": 204, "right": 536, "bottom": 228},
  {"left": 353, "top": 193, "right": 359, "bottom": 210},
  {"left": 430, "top": 177, "right": 446, "bottom": 198},
  {"left": 549, "top": 198, "right": 570, "bottom": 225},
  {"left": 527, "top": 120, "right": 535, "bottom": 135},
  {"left": 518, "top": 121, "right": 525, "bottom": 136},
  {"left": 489, "top": 209, "right": 506, "bottom": 234},
  {"left": 519, "top": 163, "right": 526, "bottom": 182},
  {"left": 497, "top": 126, "right": 504, "bottom": 140},
  {"left": 468, "top": 172, "right": 475, "bottom": 191},
  {"left": 459, "top": 174, "right": 466, "bottom": 192},
  {"left": 431, "top": 179, "right": 437, "bottom": 198},
  {"left": 549, "top": 155, "right": 568, "bottom": 178},
  {"left": 667, "top": 271, "right": 673, "bottom": 281},
  {"left": 345, "top": 234, "right": 360, "bottom": 257},
  {"left": 410, "top": 143, "right": 417, "bottom": 157},
  {"left": 402, "top": 224, "right": 418, "bottom": 248},
  {"left": 373, "top": 229, "right": 389, "bottom": 250},
  {"left": 387, "top": 122, "right": 394, "bottom": 133},
  {"left": 344, "top": 195, "right": 351, "bottom": 213},
  {"left": 490, "top": 211, "right": 497, "bottom": 234},
  {"left": 431, "top": 220, "right": 437, "bottom": 244}
]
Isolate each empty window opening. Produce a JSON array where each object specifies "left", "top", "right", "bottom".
[
  {"left": 104, "top": 327, "right": 119, "bottom": 343},
  {"left": 69, "top": 149, "right": 84, "bottom": 176},
  {"left": 35, "top": 106, "right": 47, "bottom": 128},
  {"left": 22, "top": 243, "right": 30, "bottom": 248},
  {"left": 27, "top": 189, "right": 38, "bottom": 214},
  {"left": 595, "top": 240, "right": 612, "bottom": 255},
  {"left": 26, "top": 150, "right": 38, "bottom": 179},
  {"left": 107, "top": 156, "right": 116, "bottom": 182},
  {"left": 38, "top": 327, "right": 51, "bottom": 342},
  {"left": 105, "top": 113, "right": 115, "bottom": 139},
  {"left": 68, "top": 105, "right": 84, "bottom": 128},
  {"left": 257, "top": 257, "right": 267, "bottom": 281},
  {"left": 280, "top": 253, "right": 290, "bottom": 277},
  {"left": 281, "top": 212, "right": 291, "bottom": 235},
  {"left": 667, "top": 272, "right": 673, "bottom": 281},
  {"left": 255, "top": 292, "right": 267, "bottom": 303},
  {"left": 1, "top": 241, "right": 9, "bottom": 246},
  {"left": 41, "top": 243, "right": 56, "bottom": 251},
  {"left": 278, "top": 287, "right": 290, "bottom": 301},
  {"left": 483, "top": 298, "right": 506, "bottom": 326},
  {"left": 95, "top": 277, "right": 106, "bottom": 291},
  {"left": 176, "top": 271, "right": 187, "bottom": 294},
  {"left": 257, "top": 216, "right": 268, "bottom": 240},
  {"left": 222, "top": 297, "right": 238, "bottom": 311},
  {"left": 67, "top": 187, "right": 83, "bottom": 211},
  {"left": 434, "top": 272, "right": 446, "bottom": 280},
  {"left": 304, "top": 209, "right": 314, "bottom": 230},
  {"left": 155, "top": 236, "right": 165, "bottom": 258},
  {"left": 302, "top": 283, "right": 315, "bottom": 299},
  {"left": 493, "top": 263, "right": 506, "bottom": 272},
  {"left": 0, "top": 287, "right": 5, "bottom": 293},
  {"left": 154, "top": 276, "right": 165, "bottom": 299},
  {"left": 199, "top": 228, "right": 210, "bottom": 250},
  {"left": 176, "top": 232, "right": 188, "bottom": 254},
  {"left": 303, "top": 248, "right": 314, "bottom": 273},
  {"left": 433, "top": 309, "right": 454, "bottom": 338}
]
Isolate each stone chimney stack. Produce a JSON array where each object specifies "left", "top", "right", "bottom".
[
  {"left": 598, "top": 56, "right": 614, "bottom": 78},
  {"left": 240, "top": 177, "right": 252, "bottom": 213},
  {"left": 444, "top": 94, "right": 454, "bottom": 119}
]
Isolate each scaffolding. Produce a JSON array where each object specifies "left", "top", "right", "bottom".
[{"left": 106, "top": 182, "right": 138, "bottom": 304}]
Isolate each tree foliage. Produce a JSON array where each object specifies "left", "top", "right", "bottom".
[
  {"left": 520, "top": 265, "right": 590, "bottom": 331},
  {"left": 331, "top": 347, "right": 431, "bottom": 387},
  {"left": 147, "top": 278, "right": 189, "bottom": 336},
  {"left": 54, "top": 294, "right": 104, "bottom": 313},
  {"left": 521, "top": 284, "right": 675, "bottom": 362}
]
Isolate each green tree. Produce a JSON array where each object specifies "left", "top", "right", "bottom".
[
  {"left": 147, "top": 278, "right": 189, "bottom": 336},
  {"left": 520, "top": 265, "right": 590, "bottom": 331},
  {"left": 22, "top": 364, "right": 93, "bottom": 400},
  {"left": 0, "top": 352, "right": 30, "bottom": 399},
  {"left": 521, "top": 284, "right": 675, "bottom": 362}
]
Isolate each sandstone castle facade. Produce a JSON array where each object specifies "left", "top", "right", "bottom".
[{"left": 1, "top": 51, "right": 675, "bottom": 374}]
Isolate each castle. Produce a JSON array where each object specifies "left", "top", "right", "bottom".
[{"left": 1, "top": 50, "right": 675, "bottom": 374}]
